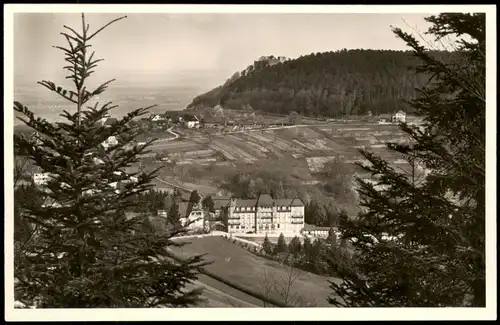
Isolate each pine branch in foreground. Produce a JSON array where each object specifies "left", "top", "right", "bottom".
[
  {"left": 327, "top": 13, "right": 485, "bottom": 307},
  {"left": 13, "top": 13, "right": 207, "bottom": 308}
]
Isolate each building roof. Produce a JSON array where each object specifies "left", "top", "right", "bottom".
[
  {"left": 302, "top": 224, "right": 332, "bottom": 232},
  {"left": 256, "top": 194, "right": 274, "bottom": 207},
  {"left": 104, "top": 118, "right": 118, "bottom": 126},
  {"left": 234, "top": 199, "right": 257, "bottom": 207},
  {"left": 395, "top": 110, "right": 406, "bottom": 115},
  {"left": 213, "top": 195, "right": 232, "bottom": 201},
  {"left": 211, "top": 194, "right": 305, "bottom": 209},
  {"left": 183, "top": 115, "right": 199, "bottom": 122},
  {"left": 177, "top": 202, "right": 190, "bottom": 218},
  {"left": 274, "top": 197, "right": 304, "bottom": 207},
  {"left": 214, "top": 199, "right": 231, "bottom": 210},
  {"left": 378, "top": 114, "right": 392, "bottom": 119}
]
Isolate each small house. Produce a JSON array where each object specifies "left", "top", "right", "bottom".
[
  {"left": 103, "top": 117, "right": 118, "bottom": 128},
  {"left": 150, "top": 114, "right": 165, "bottom": 122},
  {"left": 101, "top": 135, "right": 119, "bottom": 149},
  {"left": 392, "top": 110, "right": 406, "bottom": 123},
  {"left": 177, "top": 202, "right": 204, "bottom": 230},
  {"left": 378, "top": 114, "right": 392, "bottom": 124},
  {"left": 183, "top": 115, "right": 200, "bottom": 129},
  {"left": 301, "top": 224, "right": 333, "bottom": 238}
]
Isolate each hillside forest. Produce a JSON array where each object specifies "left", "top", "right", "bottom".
[{"left": 187, "top": 49, "right": 453, "bottom": 118}]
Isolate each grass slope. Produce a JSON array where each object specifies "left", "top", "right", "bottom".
[{"left": 173, "top": 236, "right": 339, "bottom": 307}]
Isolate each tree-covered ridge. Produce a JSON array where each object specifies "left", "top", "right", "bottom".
[{"left": 188, "top": 49, "right": 452, "bottom": 117}]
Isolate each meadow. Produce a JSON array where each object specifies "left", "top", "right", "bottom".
[{"left": 172, "top": 236, "right": 340, "bottom": 307}]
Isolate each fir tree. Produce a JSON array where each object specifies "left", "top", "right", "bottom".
[
  {"left": 288, "top": 236, "right": 303, "bottom": 256},
  {"left": 13, "top": 14, "right": 206, "bottom": 308},
  {"left": 189, "top": 190, "right": 201, "bottom": 206},
  {"left": 328, "top": 13, "right": 485, "bottom": 307},
  {"left": 327, "top": 227, "right": 338, "bottom": 250},
  {"left": 163, "top": 193, "right": 174, "bottom": 211},
  {"left": 168, "top": 200, "right": 182, "bottom": 228},
  {"left": 274, "top": 233, "right": 288, "bottom": 255},
  {"left": 302, "top": 236, "right": 312, "bottom": 258},
  {"left": 201, "top": 195, "right": 215, "bottom": 213},
  {"left": 262, "top": 234, "right": 274, "bottom": 255}
]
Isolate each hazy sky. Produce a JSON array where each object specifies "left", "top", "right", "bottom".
[{"left": 14, "top": 13, "right": 433, "bottom": 87}]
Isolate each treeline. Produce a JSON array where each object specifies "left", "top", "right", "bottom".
[
  {"left": 258, "top": 233, "right": 352, "bottom": 276},
  {"left": 188, "top": 49, "right": 453, "bottom": 117}
]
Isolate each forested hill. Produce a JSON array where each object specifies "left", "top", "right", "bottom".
[{"left": 187, "top": 49, "right": 451, "bottom": 117}]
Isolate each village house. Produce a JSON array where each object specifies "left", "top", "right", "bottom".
[
  {"left": 301, "top": 224, "right": 334, "bottom": 239},
  {"left": 150, "top": 114, "right": 166, "bottom": 122},
  {"left": 377, "top": 114, "right": 392, "bottom": 124},
  {"left": 177, "top": 202, "right": 205, "bottom": 231},
  {"left": 201, "top": 116, "right": 224, "bottom": 128},
  {"left": 392, "top": 110, "right": 407, "bottom": 123},
  {"left": 213, "top": 194, "right": 305, "bottom": 235},
  {"left": 33, "top": 172, "right": 54, "bottom": 186},
  {"left": 101, "top": 135, "right": 119, "bottom": 149},
  {"left": 183, "top": 115, "right": 200, "bottom": 129}
]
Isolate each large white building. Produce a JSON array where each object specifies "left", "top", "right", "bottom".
[{"left": 215, "top": 194, "right": 305, "bottom": 235}]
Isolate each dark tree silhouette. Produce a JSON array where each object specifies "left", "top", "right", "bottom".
[
  {"left": 13, "top": 14, "right": 206, "bottom": 308},
  {"left": 328, "top": 13, "right": 485, "bottom": 307}
]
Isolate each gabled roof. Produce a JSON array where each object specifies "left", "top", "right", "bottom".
[
  {"left": 183, "top": 115, "right": 199, "bottom": 122},
  {"left": 395, "top": 110, "right": 406, "bottom": 115},
  {"left": 303, "top": 223, "right": 332, "bottom": 232},
  {"left": 212, "top": 195, "right": 232, "bottom": 201},
  {"left": 233, "top": 199, "right": 257, "bottom": 207},
  {"left": 256, "top": 194, "right": 274, "bottom": 207},
  {"left": 274, "top": 197, "right": 305, "bottom": 207},
  {"left": 214, "top": 199, "right": 231, "bottom": 210},
  {"left": 104, "top": 118, "right": 118, "bottom": 126}
]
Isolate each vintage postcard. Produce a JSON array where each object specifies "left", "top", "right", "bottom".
[{"left": 4, "top": 4, "right": 496, "bottom": 321}]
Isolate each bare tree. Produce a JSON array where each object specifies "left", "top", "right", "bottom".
[{"left": 260, "top": 263, "right": 310, "bottom": 307}]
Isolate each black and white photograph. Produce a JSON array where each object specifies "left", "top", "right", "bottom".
[{"left": 5, "top": 4, "right": 496, "bottom": 321}]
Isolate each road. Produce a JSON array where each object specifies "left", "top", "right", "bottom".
[{"left": 190, "top": 275, "right": 262, "bottom": 307}]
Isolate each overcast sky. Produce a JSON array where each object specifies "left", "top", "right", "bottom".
[{"left": 14, "top": 13, "right": 433, "bottom": 87}]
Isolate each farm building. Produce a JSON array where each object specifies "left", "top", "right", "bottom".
[
  {"left": 378, "top": 114, "right": 392, "bottom": 124},
  {"left": 301, "top": 224, "right": 333, "bottom": 239},
  {"left": 201, "top": 116, "right": 224, "bottom": 128},
  {"left": 392, "top": 110, "right": 407, "bottom": 123},
  {"left": 177, "top": 202, "right": 204, "bottom": 230},
  {"left": 183, "top": 115, "right": 200, "bottom": 128},
  {"left": 101, "top": 135, "right": 119, "bottom": 149},
  {"left": 213, "top": 194, "right": 305, "bottom": 235},
  {"left": 103, "top": 117, "right": 118, "bottom": 128}
]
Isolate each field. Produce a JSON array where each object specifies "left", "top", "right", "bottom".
[
  {"left": 15, "top": 116, "right": 410, "bottom": 201},
  {"left": 172, "top": 236, "right": 340, "bottom": 307}
]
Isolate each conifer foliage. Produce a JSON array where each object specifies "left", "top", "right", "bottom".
[
  {"left": 328, "top": 13, "right": 486, "bottom": 307},
  {"left": 13, "top": 14, "right": 206, "bottom": 308}
]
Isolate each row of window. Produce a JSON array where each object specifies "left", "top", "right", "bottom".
[
  {"left": 228, "top": 221, "right": 304, "bottom": 230},
  {"left": 228, "top": 224, "right": 282, "bottom": 230},
  {"left": 233, "top": 206, "right": 296, "bottom": 212}
]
